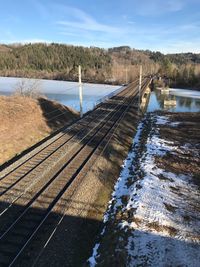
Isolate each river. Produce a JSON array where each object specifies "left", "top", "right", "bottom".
[
  {"left": 1, "top": 77, "right": 200, "bottom": 113},
  {"left": 0, "top": 77, "right": 121, "bottom": 113},
  {"left": 147, "top": 88, "right": 200, "bottom": 112}
]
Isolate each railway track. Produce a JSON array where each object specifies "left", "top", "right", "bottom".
[
  {"left": 0, "top": 79, "right": 149, "bottom": 266},
  {"left": 0, "top": 81, "right": 138, "bottom": 180}
]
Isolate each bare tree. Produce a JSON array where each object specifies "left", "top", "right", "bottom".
[{"left": 14, "top": 79, "right": 42, "bottom": 98}]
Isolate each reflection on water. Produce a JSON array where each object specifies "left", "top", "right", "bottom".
[
  {"left": 0, "top": 77, "right": 121, "bottom": 114},
  {"left": 147, "top": 88, "right": 200, "bottom": 112},
  {"left": 0, "top": 90, "right": 101, "bottom": 114},
  {"left": 45, "top": 93, "right": 102, "bottom": 113}
]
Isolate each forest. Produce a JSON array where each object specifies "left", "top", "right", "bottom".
[{"left": 0, "top": 43, "right": 199, "bottom": 88}]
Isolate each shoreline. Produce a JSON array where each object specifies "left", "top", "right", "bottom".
[{"left": 0, "top": 74, "right": 121, "bottom": 86}]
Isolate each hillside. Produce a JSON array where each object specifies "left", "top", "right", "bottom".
[
  {"left": 0, "top": 43, "right": 112, "bottom": 83},
  {"left": 0, "top": 45, "right": 12, "bottom": 53},
  {"left": 0, "top": 43, "right": 200, "bottom": 88},
  {"left": 0, "top": 95, "right": 79, "bottom": 165},
  {"left": 108, "top": 46, "right": 159, "bottom": 83}
]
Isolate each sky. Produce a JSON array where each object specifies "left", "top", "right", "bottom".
[{"left": 0, "top": 0, "right": 200, "bottom": 54}]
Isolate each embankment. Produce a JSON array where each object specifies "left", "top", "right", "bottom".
[
  {"left": 89, "top": 111, "right": 200, "bottom": 266},
  {"left": 0, "top": 95, "right": 79, "bottom": 166}
]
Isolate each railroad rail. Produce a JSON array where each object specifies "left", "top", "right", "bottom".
[{"left": 0, "top": 78, "right": 150, "bottom": 266}]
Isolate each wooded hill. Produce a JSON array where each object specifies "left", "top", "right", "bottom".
[
  {"left": 0, "top": 44, "right": 111, "bottom": 83},
  {"left": 0, "top": 43, "right": 199, "bottom": 88}
]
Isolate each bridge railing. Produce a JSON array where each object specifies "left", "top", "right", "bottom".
[{"left": 94, "top": 85, "right": 125, "bottom": 107}]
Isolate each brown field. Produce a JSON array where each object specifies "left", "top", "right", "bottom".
[{"left": 0, "top": 95, "right": 79, "bottom": 165}]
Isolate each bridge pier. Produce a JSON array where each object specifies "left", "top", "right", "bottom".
[{"left": 140, "top": 84, "right": 151, "bottom": 112}]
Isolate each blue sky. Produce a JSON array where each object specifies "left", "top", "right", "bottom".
[{"left": 0, "top": 0, "right": 200, "bottom": 53}]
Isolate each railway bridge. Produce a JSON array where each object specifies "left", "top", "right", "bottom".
[{"left": 0, "top": 78, "right": 151, "bottom": 267}]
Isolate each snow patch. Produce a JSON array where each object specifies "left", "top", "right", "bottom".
[
  {"left": 88, "top": 243, "right": 100, "bottom": 267},
  {"left": 156, "top": 115, "right": 169, "bottom": 125},
  {"left": 103, "top": 119, "right": 145, "bottom": 220},
  {"left": 88, "top": 113, "right": 200, "bottom": 266}
]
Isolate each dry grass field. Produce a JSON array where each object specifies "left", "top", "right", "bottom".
[{"left": 0, "top": 95, "right": 79, "bottom": 165}]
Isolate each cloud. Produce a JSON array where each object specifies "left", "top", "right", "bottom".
[
  {"left": 178, "top": 23, "right": 200, "bottom": 31},
  {"left": 4, "top": 30, "right": 15, "bottom": 40},
  {"left": 54, "top": 5, "right": 131, "bottom": 48},
  {"left": 55, "top": 6, "right": 123, "bottom": 34},
  {"left": 121, "top": 14, "right": 135, "bottom": 25},
  {"left": 2, "top": 1, "right": 199, "bottom": 53},
  {"left": 135, "top": 0, "right": 186, "bottom": 16},
  {"left": 30, "top": 0, "right": 49, "bottom": 20},
  {"left": 55, "top": 5, "right": 200, "bottom": 53},
  {"left": 3, "top": 15, "right": 20, "bottom": 24},
  {"left": 1, "top": 39, "right": 53, "bottom": 45},
  {"left": 18, "top": 39, "right": 52, "bottom": 43},
  {"left": 162, "top": 40, "right": 200, "bottom": 54},
  {"left": 0, "top": 28, "right": 16, "bottom": 42}
]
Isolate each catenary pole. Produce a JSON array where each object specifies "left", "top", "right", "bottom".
[
  {"left": 138, "top": 65, "right": 142, "bottom": 110},
  {"left": 78, "top": 65, "right": 83, "bottom": 118}
]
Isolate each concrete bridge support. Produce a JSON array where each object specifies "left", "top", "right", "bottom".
[{"left": 140, "top": 84, "right": 151, "bottom": 111}]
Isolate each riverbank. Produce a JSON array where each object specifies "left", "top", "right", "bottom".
[
  {"left": 170, "top": 83, "right": 200, "bottom": 91},
  {"left": 88, "top": 111, "right": 200, "bottom": 266},
  {"left": 0, "top": 95, "right": 79, "bottom": 166},
  {"left": 0, "top": 72, "right": 120, "bottom": 86}
]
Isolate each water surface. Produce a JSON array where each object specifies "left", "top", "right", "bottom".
[
  {"left": 0, "top": 77, "right": 121, "bottom": 113},
  {"left": 147, "top": 88, "right": 200, "bottom": 112}
]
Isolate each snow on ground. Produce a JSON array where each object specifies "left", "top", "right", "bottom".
[{"left": 89, "top": 113, "right": 200, "bottom": 266}]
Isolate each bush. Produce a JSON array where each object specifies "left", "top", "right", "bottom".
[{"left": 14, "top": 79, "right": 42, "bottom": 98}]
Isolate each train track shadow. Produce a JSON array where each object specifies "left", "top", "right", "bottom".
[
  {"left": 0, "top": 82, "right": 148, "bottom": 266},
  {"left": 0, "top": 199, "right": 104, "bottom": 266}
]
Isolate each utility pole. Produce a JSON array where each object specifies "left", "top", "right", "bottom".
[
  {"left": 78, "top": 65, "right": 83, "bottom": 118},
  {"left": 138, "top": 65, "right": 142, "bottom": 109},
  {"left": 125, "top": 67, "right": 128, "bottom": 84}
]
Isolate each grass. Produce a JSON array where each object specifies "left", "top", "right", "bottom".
[{"left": 0, "top": 95, "right": 78, "bottom": 166}]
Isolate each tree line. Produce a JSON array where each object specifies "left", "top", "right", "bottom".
[
  {"left": 0, "top": 43, "right": 199, "bottom": 88},
  {"left": 147, "top": 51, "right": 200, "bottom": 88},
  {"left": 0, "top": 43, "right": 112, "bottom": 83}
]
